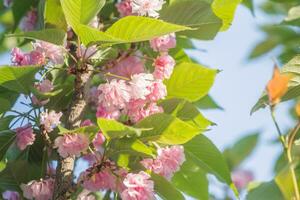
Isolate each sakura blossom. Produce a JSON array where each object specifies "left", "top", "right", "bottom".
[
  {"left": 40, "top": 110, "right": 62, "bottom": 132},
  {"left": 32, "top": 79, "right": 54, "bottom": 106},
  {"left": 19, "top": 9, "right": 37, "bottom": 31},
  {"left": 33, "top": 41, "right": 65, "bottom": 65},
  {"left": 127, "top": 102, "right": 163, "bottom": 123},
  {"left": 92, "top": 132, "right": 106, "bottom": 150},
  {"left": 96, "top": 104, "right": 121, "bottom": 120},
  {"left": 21, "top": 178, "right": 55, "bottom": 200},
  {"left": 121, "top": 171, "right": 155, "bottom": 200},
  {"left": 232, "top": 169, "right": 254, "bottom": 190},
  {"left": 150, "top": 33, "right": 176, "bottom": 52},
  {"left": 11, "top": 48, "right": 46, "bottom": 66},
  {"left": 2, "top": 190, "right": 20, "bottom": 200},
  {"left": 54, "top": 134, "right": 89, "bottom": 158},
  {"left": 141, "top": 145, "right": 185, "bottom": 179},
  {"left": 98, "top": 79, "right": 131, "bottom": 110},
  {"left": 107, "top": 55, "right": 145, "bottom": 79},
  {"left": 15, "top": 124, "right": 36, "bottom": 151},
  {"left": 146, "top": 80, "right": 167, "bottom": 101},
  {"left": 129, "top": 73, "right": 154, "bottom": 100},
  {"left": 131, "top": 0, "right": 165, "bottom": 18},
  {"left": 153, "top": 54, "right": 175, "bottom": 80},
  {"left": 116, "top": 0, "right": 133, "bottom": 17}
]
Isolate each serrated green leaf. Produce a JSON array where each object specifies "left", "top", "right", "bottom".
[
  {"left": 7, "top": 29, "right": 66, "bottom": 45},
  {"left": 247, "top": 181, "right": 285, "bottom": 200},
  {"left": 0, "top": 66, "right": 39, "bottom": 95},
  {"left": 135, "top": 113, "right": 201, "bottom": 145},
  {"left": 45, "top": 0, "right": 67, "bottom": 30},
  {"left": 165, "top": 62, "right": 217, "bottom": 102}
]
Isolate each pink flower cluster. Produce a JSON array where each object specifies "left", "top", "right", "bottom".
[
  {"left": 2, "top": 191, "right": 20, "bottom": 200},
  {"left": 150, "top": 33, "right": 176, "bottom": 53},
  {"left": 32, "top": 79, "right": 54, "bottom": 106},
  {"left": 21, "top": 178, "right": 54, "bottom": 200},
  {"left": 54, "top": 134, "right": 89, "bottom": 158},
  {"left": 11, "top": 41, "right": 64, "bottom": 66},
  {"left": 116, "top": 0, "right": 165, "bottom": 18},
  {"left": 19, "top": 9, "right": 37, "bottom": 31},
  {"left": 141, "top": 146, "right": 185, "bottom": 179},
  {"left": 15, "top": 124, "right": 36, "bottom": 151},
  {"left": 40, "top": 110, "right": 62, "bottom": 132},
  {"left": 232, "top": 169, "right": 254, "bottom": 190},
  {"left": 121, "top": 171, "right": 155, "bottom": 200}
]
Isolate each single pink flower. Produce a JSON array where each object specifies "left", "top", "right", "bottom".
[
  {"left": 2, "top": 190, "right": 20, "bottom": 200},
  {"left": 21, "top": 178, "right": 54, "bottom": 200},
  {"left": 15, "top": 124, "right": 36, "bottom": 151},
  {"left": 150, "top": 33, "right": 176, "bottom": 52},
  {"left": 82, "top": 152, "right": 102, "bottom": 166},
  {"left": 116, "top": 0, "right": 133, "bottom": 17},
  {"left": 11, "top": 48, "right": 46, "bottom": 66},
  {"left": 33, "top": 41, "right": 64, "bottom": 65},
  {"left": 19, "top": 9, "right": 37, "bottom": 31},
  {"left": 129, "top": 73, "right": 154, "bottom": 100},
  {"left": 121, "top": 171, "right": 155, "bottom": 200},
  {"left": 107, "top": 55, "right": 145, "bottom": 79},
  {"left": 40, "top": 110, "right": 62, "bottom": 132},
  {"left": 32, "top": 79, "right": 54, "bottom": 106},
  {"left": 141, "top": 146, "right": 185, "bottom": 179},
  {"left": 232, "top": 169, "right": 254, "bottom": 190},
  {"left": 28, "top": 50, "right": 46, "bottom": 65},
  {"left": 96, "top": 104, "right": 121, "bottom": 120},
  {"left": 146, "top": 80, "right": 167, "bottom": 101},
  {"left": 93, "top": 132, "right": 106, "bottom": 150},
  {"left": 54, "top": 134, "right": 89, "bottom": 158},
  {"left": 153, "top": 54, "right": 175, "bottom": 80},
  {"left": 131, "top": 0, "right": 165, "bottom": 18},
  {"left": 98, "top": 79, "right": 131, "bottom": 110},
  {"left": 128, "top": 102, "right": 163, "bottom": 123}
]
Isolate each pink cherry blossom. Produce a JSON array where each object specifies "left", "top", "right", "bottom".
[
  {"left": 131, "top": 0, "right": 165, "bottom": 18},
  {"left": 21, "top": 178, "right": 55, "bottom": 200},
  {"left": 82, "top": 168, "right": 117, "bottom": 192},
  {"left": 40, "top": 110, "right": 62, "bottom": 132},
  {"left": 129, "top": 73, "right": 153, "bottom": 100},
  {"left": 96, "top": 104, "right": 121, "bottom": 120},
  {"left": 82, "top": 152, "right": 102, "bottom": 166},
  {"left": 121, "top": 171, "right": 155, "bottom": 200},
  {"left": 11, "top": 48, "right": 46, "bottom": 66},
  {"left": 33, "top": 41, "right": 65, "bottom": 65},
  {"left": 232, "top": 169, "right": 254, "bottom": 190},
  {"left": 54, "top": 134, "right": 89, "bottom": 158},
  {"left": 98, "top": 79, "right": 131, "bottom": 110},
  {"left": 2, "top": 190, "right": 20, "bottom": 200},
  {"left": 32, "top": 79, "right": 54, "bottom": 106},
  {"left": 153, "top": 54, "right": 175, "bottom": 80},
  {"left": 81, "top": 119, "right": 94, "bottom": 127},
  {"left": 93, "top": 132, "right": 106, "bottom": 150},
  {"left": 116, "top": 0, "right": 133, "bottom": 17},
  {"left": 146, "top": 80, "right": 167, "bottom": 101},
  {"left": 89, "top": 17, "right": 100, "bottom": 29},
  {"left": 3, "top": 0, "right": 12, "bottom": 7},
  {"left": 107, "top": 55, "right": 145, "bottom": 79},
  {"left": 15, "top": 124, "right": 36, "bottom": 151},
  {"left": 128, "top": 102, "right": 163, "bottom": 123},
  {"left": 150, "top": 33, "right": 176, "bottom": 52},
  {"left": 141, "top": 146, "right": 185, "bottom": 179},
  {"left": 19, "top": 9, "right": 37, "bottom": 31},
  {"left": 28, "top": 50, "right": 47, "bottom": 65}
]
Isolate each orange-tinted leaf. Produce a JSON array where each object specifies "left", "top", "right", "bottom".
[
  {"left": 266, "top": 67, "right": 291, "bottom": 105},
  {"left": 295, "top": 102, "right": 300, "bottom": 117}
]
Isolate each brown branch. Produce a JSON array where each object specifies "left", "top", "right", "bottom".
[{"left": 53, "top": 64, "right": 93, "bottom": 200}]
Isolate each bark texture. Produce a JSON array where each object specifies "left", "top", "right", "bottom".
[{"left": 53, "top": 65, "right": 93, "bottom": 200}]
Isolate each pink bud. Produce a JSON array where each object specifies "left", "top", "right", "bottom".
[{"left": 15, "top": 124, "right": 36, "bottom": 151}]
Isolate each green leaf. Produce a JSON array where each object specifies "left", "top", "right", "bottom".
[
  {"left": 223, "top": 133, "right": 259, "bottom": 169},
  {"left": 184, "top": 135, "right": 235, "bottom": 190},
  {"left": 159, "top": 98, "right": 212, "bottom": 129},
  {"left": 247, "top": 181, "right": 285, "bottom": 200},
  {"left": 97, "top": 118, "right": 141, "bottom": 139},
  {"left": 152, "top": 173, "right": 185, "bottom": 200},
  {"left": 212, "top": 0, "right": 242, "bottom": 31},
  {"left": 108, "top": 138, "right": 154, "bottom": 157},
  {"left": 0, "top": 116, "right": 15, "bottom": 130},
  {"left": 0, "top": 87, "right": 19, "bottom": 115},
  {"left": 0, "top": 98, "right": 11, "bottom": 115},
  {"left": 194, "top": 95, "right": 223, "bottom": 110},
  {"left": 7, "top": 29, "right": 66, "bottom": 45},
  {"left": 135, "top": 113, "right": 201, "bottom": 145},
  {"left": 275, "top": 165, "right": 296, "bottom": 200},
  {"left": 283, "top": 6, "right": 300, "bottom": 27},
  {"left": 172, "top": 156, "right": 208, "bottom": 200},
  {"left": 0, "top": 66, "right": 39, "bottom": 95},
  {"left": 60, "top": 0, "right": 105, "bottom": 27},
  {"left": 165, "top": 62, "right": 217, "bottom": 102},
  {"left": 160, "top": 0, "right": 222, "bottom": 40},
  {"left": 77, "top": 16, "right": 191, "bottom": 46},
  {"left": 0, "top": 130, "right": 16, "bottom": 161},
  {"left": 45, "top": 0, "right": 67, "bottom": 30}
]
